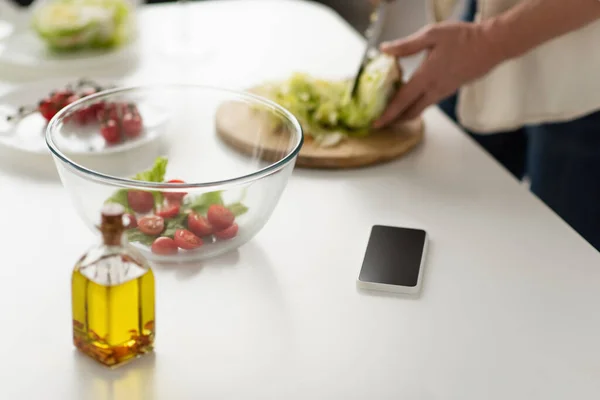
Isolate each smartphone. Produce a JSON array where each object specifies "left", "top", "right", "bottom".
[{"left": 357, "top": 225, "right": 428, "bottom": 295}]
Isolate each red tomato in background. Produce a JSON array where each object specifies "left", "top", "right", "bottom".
[
  {"left": 122, "top": 112, "right": 143, "bottom": 138},
  {"left": 75, "top": 107, "right": 94, "bottom": 124},
  {"left": 65, "top": 94, "right": 80, "bottom": 106},
  {"left": 100, "top": 119, "right": 120, "bottom": 144},
  {"left": 39, "top": 99, "right": 57, "bottom": 121},
  {"left": 50, "top": 89, "right": 73, "bottom": 106}
]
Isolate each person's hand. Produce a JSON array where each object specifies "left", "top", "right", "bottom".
[{"left": 373, "top": 21, "right": 504, "bottom": 128}]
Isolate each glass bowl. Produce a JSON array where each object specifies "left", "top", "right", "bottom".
[{"left": 46, "top": 84, "right": 303, "bottom": 263}]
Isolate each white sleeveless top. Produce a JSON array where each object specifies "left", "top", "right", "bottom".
[{"left": 428, "top": 0, "right": 600, "bottom": 133}]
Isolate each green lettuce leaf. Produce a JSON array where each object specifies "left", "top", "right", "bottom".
[
  {"left": 126, "top": 229, "right": 155, "bottom": 246},
  {"left": 132, "top": 156, "right": 168, "bottom": 182},
  {"left": 227, "top": 202, "right": 249, "bottom": 217},
  {"left": 105, "top": 157, "right": 168, "bottom": 209},
  {"left": 162, "top": 214, "right": 188, "bottom": 238},
  {"left": 132, "top": 156, "right": 168, "bottom": 205},
  {"left": 105, "top": 189, "right": 132, "bottom": 213},
  {"left": 182, "top": 191, "right": 224, "bottom": 215}
]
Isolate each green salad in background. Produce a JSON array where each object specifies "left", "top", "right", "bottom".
[
  {"left": 31, "top": 0, "right": 135, "bottom": 51},
  {"left": 255, "top": 54, "right": 403, "bottom": 147}
]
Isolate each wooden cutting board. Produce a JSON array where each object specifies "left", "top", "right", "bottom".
[{"left": 215, "top": 88, "right": 425, "bottom": 169}]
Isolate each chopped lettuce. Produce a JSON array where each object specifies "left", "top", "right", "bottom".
[
  {"left": 31, "top": 0, "right": 134, "bottom": 51},
  {"left": 255, "top": 54, "right": 402, "bottom": 147}
]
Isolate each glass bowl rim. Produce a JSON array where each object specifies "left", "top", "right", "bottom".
[{"left": 45, "top": 83, "right": 304, "bottom": 190}]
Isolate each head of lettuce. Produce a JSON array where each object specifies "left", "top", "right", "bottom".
[{"left": 256, "top": 54, "right": 403, "bottom": 147}]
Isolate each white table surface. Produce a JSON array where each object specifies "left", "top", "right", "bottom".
[{"left": 0, "top": 1, "right": 599, "bottom": 399}]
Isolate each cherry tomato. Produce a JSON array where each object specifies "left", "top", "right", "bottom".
[
  {"left": 39, "top": 99, "right": 57, "bottom": 121},
  {"left": 122, "top": 112, "right": 143, "bottom": 138},
  {"left": 104, "top": 102, "right": 119, "bottom": 121},
  {"left": 151, "top": 237, "right": 178, "bottom": 255},
  {"left": 127, "top": 190, "right": 154, "bottom": 213},
  {"left": 100, "top": 119, "right": 120, "bottom": 144},
  {"left": 65, "top": 95, "right": 82, "bottom": 122},
  {"left": 123, "top": 213, "right": 137, "bottom": 229},
  {"left": 50, "top": 89, "right": 74, "bottom": 107},
  {"left": 214, "top": 223, "right": 238, "bottom": 240},
  {"left": 188, "top": 213, "right": 213, "bottom": 237},
  {"left": 66, "top": 94, "right": 80, "bottom": 106},
  {"left": 118, "top": 102, "right": 129, "bottom": 115},
  {"left": 163, "top": 179, "right": 188, "bottom": 203},
  {"left": 207, "top": 204, "right": 235, "bottom": 230},
  {"left": 96, "top": 105, "right": 107, "bottom": 122},
  {"left": 156, "top": 203, "right": 180, "bottom": 219},
  {"left": 138, "top": 215, "right": 165, "bottom": 235},
  {"left": 80, "top": 87, "right": 98, "bottom": 98},
  {"left": 89, "top": 101, "right": 105, "bottom": 121},
  {"left": 75, "top": 107, "right": 94, "bottom": 125},
  {"left": 174, "top": 229, "right": 203, "bottom": 250}
]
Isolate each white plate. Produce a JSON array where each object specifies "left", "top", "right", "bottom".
[
  {"left": 0, "top": 77, "right": 167, "bottom": 155},
  {"left": 0, "top": 29, "right": 139, "bottom": 72}
]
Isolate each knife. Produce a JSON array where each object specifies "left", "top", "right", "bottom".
[{"left": 348, "top": 0, "right": 392, "bottom": 100}]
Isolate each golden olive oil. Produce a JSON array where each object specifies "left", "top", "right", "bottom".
[{"left": 72, "top": 204, "right": 156, "bottom": 367}]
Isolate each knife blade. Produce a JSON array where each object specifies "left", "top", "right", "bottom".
[{"left": 348, "top": 0, "right": 391, "bottom": 100}]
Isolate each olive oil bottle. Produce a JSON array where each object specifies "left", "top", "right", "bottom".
[{"left": 72, "top": 203, "right": 155, "bottom": 367}]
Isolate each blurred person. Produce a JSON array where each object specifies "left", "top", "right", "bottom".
[{"left": 374, "top": 0, "right": 600, "bottom": 252}]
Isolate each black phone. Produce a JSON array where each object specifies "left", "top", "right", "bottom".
[{"left": 357, "top": 225, "right": 428, "bottom": 294}]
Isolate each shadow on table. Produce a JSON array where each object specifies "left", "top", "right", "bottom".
[
  {"left": 153, "top": 240, "right": 282, "bottom": 288},
  {"left": 356, "top": 285, "right": 423, "bottom": 301},
  {"left": 153, "top": 239, "right": 291, "bottom": 322},
  {"left": 149, "top": 239, "right": 294, "bottom": 363},
  {"left": 72, "top": 350, "right": 156, "bottom": 400},
  {"left": 153, "top": 248, "right": 242, "bottom": 280}
]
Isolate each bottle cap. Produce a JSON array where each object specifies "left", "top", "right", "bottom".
[
  {"left": 100, "top": 203, "right": 125, "bottom": 245},
  {"left": 102, "top": 203, "right": 125, "bottom": 218}
]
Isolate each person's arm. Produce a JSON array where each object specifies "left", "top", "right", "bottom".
[
  {"left": 373, "top": 0, "right": 600, "bottom": 128},
  {"left": 484, "top": 0, "right": 600, "bottom": 61}
]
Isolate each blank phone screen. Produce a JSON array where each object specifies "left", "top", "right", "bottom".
[{"left": 358, "top": 225, "right": 427, "bottom": 287}]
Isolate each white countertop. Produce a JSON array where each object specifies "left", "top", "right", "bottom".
[{"left": 0, "top": 1, "right": 599, "bottom": 399}]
